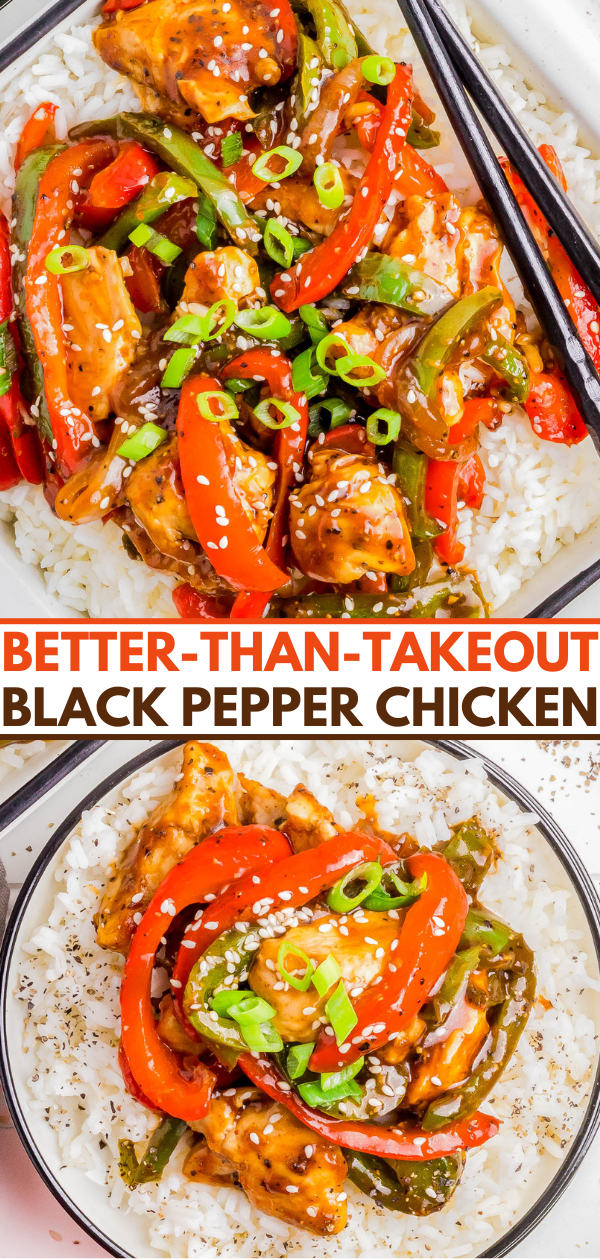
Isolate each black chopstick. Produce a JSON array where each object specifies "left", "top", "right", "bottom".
[
  {"left": 422, "top": 0, "right": 600, "bottom": 311},
  {"left": 0, "top": 739, "right": 107, "bottom": 834},
  {"left": 395, "top": 0, "right": 600, "bottom": 454}
]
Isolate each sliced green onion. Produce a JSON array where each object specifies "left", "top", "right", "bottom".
[
  {"left": 200, "top": 297, "right": 237, "bottom": 341},
  {"left": 292, "top": 237, "right": 313, "bottom": 260},
  {"left": 163, "top": 314, "right": 204, "bottom": 345},
  {"left": 209, "top": 989, "right": 248, "bottom": 1017},
  {"left": 221, "top": 131, "right": 243, "bottom": 167},
  {"left": 308, "top": 397, "right": 353, "bottom": 437},
  {"left": 254, "top": 397, "right": 300, "bottom": 430},
  {"left": 197, "top": 390, "right": 239, "bottom": 422},
  {"left": 287, "top": 1042, "right": 315, "bottom": 1079},
  {"left": 312, "top": 953, "right": 341, "bottom": 998},
  {"left": 277, "top": 941, "right": 314, "bottom": 991},
  {"left": 224, "top": 376, "right": 254, "bottom": 394},
  {"left": 196, "top": 189, "right": 218, "bottom": 250},
  {"left": 292, "top": 346, "right": 328, "bottom": 399},
  {"left": 299, "top": 304, "right": 329, "bottom": 344},
  {"left": 320, "top": 1057, "right": 364, "bottom": 1093},
  {"left": 116, "top": 422, "right": 168, "bottom": 461},
  {"left": 314, "top": 162, "right": 345, "bottom": 209},
  {"left": 336, "top": 353, "right": 386, "bottom": 387},
  {"left": 129, "top": 222, "right": 182, "bottom": 265},
  {"left": 241, "top": 1021, "right": 284, "bottom": 1052},
  {"left": 213, "top": 994, "right": 276, "bottom": 1025},
  {"left": 366, "top": 407, "right": 401, "bottom": 445},
  {"left": 45, "top": 245, "right": 89, "bottom": 275},
  {"left": 315, "top": 332, "right": 350, "bottom": 373},
  {"left": 252, "top": 145, "right": 303, "bottom": 183},
  {"left": 362, "top": 54, "right": 395, "bottom": 85},
  {"left": 363, "top": 870, "right": 427, "bottom": 911},
  {"left": 325, "top": 980, "right": 358, "bottom": 1045},
  {"left": 298, "top": 1077, "right": 362, "bottom": 1107},
  {"left": 160, "top": 346, "right": 197, "bottom": 388},
  {"left": 234, "top": 306, "right": 292, "bottom": 340},
  {"left": 327, "top": 861, "right": 383, "bottom": 913},
  {"left": 264, "top": 219, "right": 294, "bottom": 268}
]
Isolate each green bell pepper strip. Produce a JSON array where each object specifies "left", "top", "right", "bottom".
[
  {"left": 296, "top": 0, "right": 357, "bottom": 68},
  {"left": 481, "top": 334, "right": 530, "bottom": 402},
  {"left": 422, "top": 933, "right": 536, "bottom": 1132},
  {"left": 407, "top": 109, "right": 441, "bottom": 150},
  {"left": 292, "top": 30, "right": 324, "bottom": 133},
  {"left": 459, "top": 907, "right": 512, "bottom": 957},
  {"left": 411, "top": 286, "right": 503, "bottom": 398},
  {"left": 344, "top": 253, "right": 453, "bottom": 319},
  {"left": 96, "top": 171, "right": 197, "bottom": 253},
  {"left": 118, "top": 1116, "right": 188, "bottom": 1188},
  {"left": 441, "top": 819, "right": 498, "bottom": 895},
  {"left": 183, "top": 926, "right": 260, "bottom": 1061},
  {"left": 269, "top": 580, "right": 488, "bottom": 619},
  {"left": 11, "top": 144, "right": 66, "bottom": 442},
  {"left": 424, "top": 946, "right": 483, "bottom": 1028},
  {"left": 393, "top": 446, "right": 444, "bottom": 540},
  {"left": 345, "top": 1149, "right": 465, "bottom": 1216},
  {"left": 69, "top": 114, "right": 261, "bottom": 253},
  {"left": 390, "top": 539, "right": 434, "bottom": 593}
]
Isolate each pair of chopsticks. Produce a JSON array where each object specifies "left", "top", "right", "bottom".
[
  {"left": 395, "top": 0, "right": 600, "bottom": 454},
  {"left": 0, "top": 740, "right": 107, "bottom": 834}
]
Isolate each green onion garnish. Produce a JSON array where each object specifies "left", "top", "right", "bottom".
[
  {"left": 315, "top": 332, "right": 350, "bottom": 373},
  {"left": 129, "top": 222, "right": 181, "bottom": 265},
  {"left": 298, "top": 1076, "right": 362, "bottom": 1106},
  {"left": 292, "top": 346, "right": 328, "bottom": 400},
  {"left": 224, "top": 376, "right": 254, "bottom": 394},
  {"left": 335, "top": 353, "right": 386, "bottom": 387},
  {"left": 197, "top": 390, "right": 239, "bottom": 422},
  {"left": 314, "top": 162, "right": 345, "bottom": 209},
  {"left": 196, "top": 189, "right": 218, "bottom": 250},
  {"left": 287, "top": 1042, "right": 315, "bottom": 1079},
  {"left": 299, "top": 304, "right": 329, "bottom": 344},
  {"left": 252, "top": 145, "right": 303, "bottom": 183},
  {"left": 254, "top": 397, "right": 300, "bottom": 430},
  {"left": 362, "top": 55, "right": 395, "bottom": 85},
  {"left": 320, "top": 1057, "right": 364, "bottom": 1093},
  {"left": 325, "top": 980, "right": 358, "bottom": 1045},
  {"left": 221, "top": 131, "right": 243, "bottom": 167},
  {"left": 277, "top": 941, "right": 314, "bottom": 991},
  {"left": 327, "top": 861, "right": 383, "bottom": 913},
  {"left": 241, "top": 1021, "right": 284, "bottom": 1052},
  {"left": 160, "top": 346, "right": 197, "bottom": 388},
  {"left": 45, "top": 244, "right": 89, "bottom": 275},
  {"left": 116, "top": 422, "right": 168, "bottom": 462},
  {"left": 163, "top": 314, "right": 204, "bottom": 346},
  {"left": 200, "top": 297, "right": 237, "bottom": 341},
  {"left": 363, "top": 869, "right": 427, "bottom": 911},
  {"left": 264, "top": 219, "right": 295, "bottom": 268},
  {"left": 211, "top": 993, "right": 276, "bottom": 1024},
  {"left": 366, "top": 407, "right": 401, "bottom": 445},
  {"left": 234, "top": 306, "right": 292, "bottom": 340},
  {"left": 209, "top": 989, "right": 248, "bottom": 1017},
  {"left": 312, "top": 953, "right": 341, "bottom": 998},
  {"left": 308, "top": 397, "right": 353, "bottom": 437}
]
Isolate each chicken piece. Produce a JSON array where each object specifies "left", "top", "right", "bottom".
[
  {"left": 385, "top": 193, "right": 464, "bottom": 297},
  {"left": 180, "top": 247, "right": 260, "bottom": 310},
  {"left": 95, "top": 740, "right": 238, "bottom": 952},
  {"left": 237, "top": 773, "right": 287, "bottom": 827},
  {"left": 327, "top": 302, "right": 407, "bottom": 362},
  {"left": 459, "top": 205, "right": 516, "bottom": 340},
  {"left": 124, "top": 434, "right": 197, "bottom": 564},
  {"left": 284, "top": 783, "right": 340, "bottom": 853},
  {"left": 156, "top": 993, "right": 201, "bottom": 1055},
  {"left": 188, "top": 1088, "right": 347, "bottom": 1235},
  {"left": 290, "top": 447, "right": 415, "bottom": 584},
  {"left": 405, "top": 998, "right": 490, "bottom": 1107},
  {"left": 251, "top": 169, "right": 357, "bottom": 235},
  {"left": 117, "top": 505, "right": 235, "bottom": 597},
  {"left": 184, "top": 1140, "right": 241, "bottom": 1185},
  {"left": 94, "top": 0, "right": 296, "bottom": 125},
  {"left": 61, "top": 246, "right": 142, "bottom": 420},
  {"left": 249, "top": 911, "right": 400, "bottom": 1042},
  {"left": 379, "top": 1015, "right": 427, "bottom": 1065},
  {"left": 54, "top": 420, "right": 129, "bottom": 524}
]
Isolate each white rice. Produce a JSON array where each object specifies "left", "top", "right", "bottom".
[
  {"left": 0, "top": 738, "right": 46, "bottom": 785},
  {"left": 1, "top": 4, "right": 600, "bottom": 612},
  {"left": 17, "top": 740, "right": 600, "bottom": 1258}
]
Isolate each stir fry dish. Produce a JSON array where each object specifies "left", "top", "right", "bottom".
[
  {"left": 99, "top": 741, "right": 535, "bottom": 1231},
  {"left": 3, "top": 0, "right": 598, "bottom": 618}
]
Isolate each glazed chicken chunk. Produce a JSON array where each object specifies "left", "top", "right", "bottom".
[
  {"left": 124, "top": 433, "right": 198, "bottom": 564},
  {"left": 284, "top": 783, "right": 340, "bottom": 853},
  {"left": 185, "top": 1088, "right": 348, "bottom": 1235},
  {"left": 95, "top": 740, "right": 238, "bottom": 951},
  {"left": 94, "top": 0, "right": 296, "bottom": 124},
  {"left": 290, "top": 447, "right": 415, "bottom": 583},
  {"left": 61, "top": 246, "right": 142, "bottom": 420},
  {"left": 180, "top": 246, "right": 260, "bottom": 310},
  {"left": 237, "top": 773, "right": 287, "bottom": 827}
]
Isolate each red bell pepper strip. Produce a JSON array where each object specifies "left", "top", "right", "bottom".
[
  {"left": 0, "top": 409, "right": 19, "bottom": 489},
  {"left": 172, "top": 584, "right": 231, "bottom": 619},
  {"left": 178, "top": 374, "right": 290, "bottom": 593},
  {"left": 121, "top": 824, "right": 291, "bottom": 1121},
  {"left": 424, "top": 459, "right": 465, "bottom": 566},
  {"left": 312, "top": 422, "right": 376, "bottom": 458},
  {"left": 310, "top": 851, "right": 468, "bottom": 1072},
  {"left": 125, "top": 243, "right": 166, "bottom": 313},
  {"left": 525, "top": 369, "right": 587, "bottom": 445},
  {"left": 458, "top": 453, "right": 485, "bottom": 510},
  {"left": 394, "top": 145, "right": 448, "bottom": 198},
  {"left": 0, "top": 212, "right": 43, "bottom": 483},
  {"left": 448, "top": 396, "right": 502, "bottom": 444},
  {"left": 172, "top": 832, "right": 397, "bottom": 1005},
  {"left": 239, "top": 1052, "right": 499, "bottom": 1159},
  {"left": 271, "top": 64, "right": 414, "bottom": 311},
  {"left": 88, "top": 141, "right": 160, "bottom": 209},
  {"left": 102, "top": 0, "right": 146, "bottom": 11},
  {"left": 14, "top": 103, "right": 57, "bottom": 173},
  {"left": 118, "top": 1039, "right": 160, "bottom": 1112},
  {"left": 222, "top": 349, "right": 308, "bottom": 618},
  {"left": 24, "top": 139, "right": 114, "bottom": 476}
]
